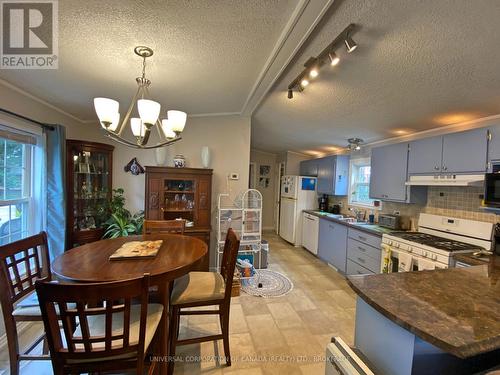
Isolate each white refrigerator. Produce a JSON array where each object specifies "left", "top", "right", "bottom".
[{"left": 279, "top": 175, "right": 318, "bottom": 246}]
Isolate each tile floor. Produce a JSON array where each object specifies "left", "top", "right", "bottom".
[{"left": 0, "top": 231, "right": 357, "bottom": 374}]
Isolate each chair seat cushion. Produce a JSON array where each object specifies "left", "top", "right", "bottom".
[
  {"left": 12, "top": 292, "right": 76, "bottom": 317},
  {"left": 69, "top": 303, "right": 163, "bottom": 363},
  {"left": 171, "top": 272, "right": 225, "bottom": 305}
]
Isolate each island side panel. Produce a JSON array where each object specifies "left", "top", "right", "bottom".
[{"left": 354, "top": 297, "right": 416, "bottom": 375}]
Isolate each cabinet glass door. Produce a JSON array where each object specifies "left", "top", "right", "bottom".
[
  {"left": 72, "top": 150, "right": 111, "bottom": 231},
  {"left": 162, "top": 179, "right": 196, "bottom": 227}
]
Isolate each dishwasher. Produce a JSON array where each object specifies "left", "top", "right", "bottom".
[{"left": 302, "top": 212, "right": 319, "bottom": 254}]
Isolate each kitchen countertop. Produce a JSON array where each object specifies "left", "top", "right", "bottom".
[
  {"left": 303, "top": 210, "right": 396, "bottom": 236},
  {"left": 347, "top": 260, "right": 500, "bottom": 358}
]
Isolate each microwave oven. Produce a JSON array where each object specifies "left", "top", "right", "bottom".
[{"left": 484, "top": 163, "right": 500, "bottom": 207}]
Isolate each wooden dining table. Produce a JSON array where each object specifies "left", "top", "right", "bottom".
[{"left": 51, "top": 234, "right": 208, "bottom": 375}]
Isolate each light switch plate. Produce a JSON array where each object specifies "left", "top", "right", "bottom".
[{"left": 229, "top": 173, "right": 239, "bottom": 180}]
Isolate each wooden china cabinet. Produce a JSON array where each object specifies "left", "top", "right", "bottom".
[
  {"left": 66, "top": 140, "right": 114, "bottom": 249},
  {"left": 144, "top": 166, "right": 212, "bottom": 270}
]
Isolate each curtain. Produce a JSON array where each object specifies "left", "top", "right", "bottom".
[{"left": 45, "top": 124, "right": 66, "bottom": 260}]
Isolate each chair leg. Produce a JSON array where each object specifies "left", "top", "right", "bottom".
[
  {"left": 42, "top": 336, "right": 49, "bottom": 355},
  {"left": 168, "top": 306, "right": 179, "bottom": 374},
  {"left": 5, "top": 318, "right": 20, "bottom": 375},
  {"left": 220, "top": 305, "right": 231, "bottom": 366}
]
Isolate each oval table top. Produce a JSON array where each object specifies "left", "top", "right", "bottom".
[{"left": 52, "top": 234, "right": 208, "bottom": 283}]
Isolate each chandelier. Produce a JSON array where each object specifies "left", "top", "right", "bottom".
[{"left": 93, "top": 46, "right": 186, "bottom": 149}]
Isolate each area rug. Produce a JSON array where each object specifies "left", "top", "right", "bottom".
[{"left": 241, "top": 269, "right": 293, "bottom": 298}]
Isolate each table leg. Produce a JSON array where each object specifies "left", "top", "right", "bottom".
[{"left": 157, "top": 280, "right": 172, "bottom": 375}]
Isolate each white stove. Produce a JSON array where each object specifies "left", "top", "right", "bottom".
[{"left": 381, "top": 213, "right": 494, "bottom": 272}]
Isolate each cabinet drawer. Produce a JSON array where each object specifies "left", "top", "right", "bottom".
[
  {"left": 346, "top": 259, "right": 374, "bottom": 275},
  {"left": 347, "top": 244, "right": 380, "bottom": 273},
  {"left": 347, "top": 228, "right": 381, "bottom": 249},
  {"left": 347, "top": 238, "right": 381, "bottom": 263}
]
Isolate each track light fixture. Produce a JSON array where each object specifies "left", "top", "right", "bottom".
[
  {"left": 344, "top": 35, "right": 357, "bottom": 53},
  {"left": 287, "top": 24, "right": 358, "bottom": 99},
  {"left": 328, "top": 51, "right": 340, "bottom": 66}
]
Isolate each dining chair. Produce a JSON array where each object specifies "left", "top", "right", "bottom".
[
  {"left": 0, "top": 231, "right": 51, "bottom": 375},
  {"left": 35, "top": 273, "right": 163, "bottom": 375},
  {"left": 143, "top": 219, "right": 186, "bottom": 235},
  {"left": 168, "top": 228, "right": 240, "bottom": 372}
]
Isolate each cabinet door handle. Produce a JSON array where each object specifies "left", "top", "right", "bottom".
[
  {"left": 357, "top": 257, "right": 366, "bottom": 263},
  {"left": 442, "top": 166, "right": 448, "bottom": 171},
  {"left": 358, "top": 236, "right": 367, "bottom": 241},
  {"left": 434, "top": 166, "right": 440, "bottom": 170},
  {"left": 358, "top": 246, "right": 366, "bottom": 252}
]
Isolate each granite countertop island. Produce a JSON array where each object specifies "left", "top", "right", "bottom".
[{"left": 347, "top": 258, "right": 500, "bottom": 359}]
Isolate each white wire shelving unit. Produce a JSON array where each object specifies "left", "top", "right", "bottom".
[{"left": 216, "top": 189, "right": 263, "bottom": 271}]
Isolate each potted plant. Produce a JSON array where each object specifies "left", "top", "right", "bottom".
[{"left": 103, "top": 188, "right": 144, "bottom": 238}]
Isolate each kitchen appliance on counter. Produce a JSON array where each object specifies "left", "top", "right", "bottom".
[
  {"left": 318, "top": 194, "right": 328, "bottom": 212},
  {"left": 331, "top": 204, "right": 341, "bottom": 215},
  {"left": 381, "top": 213, "right": 494, "bottom": 272},
  {"left": 279, "top": 175, "right": 317, "bottom": 246},
  {"left": 302, "top": 212, "right": 319, "bottom": 254},
  {"left": 377, "top": 214, "right": 401, "bottom": 230}
]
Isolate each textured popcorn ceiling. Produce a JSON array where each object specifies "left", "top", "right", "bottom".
[
  {"left": 252, "top": 0, "right": 500, "bottom": 153},
  {"left": 0, "top": 0, "right": 298, "bottom": 119}
]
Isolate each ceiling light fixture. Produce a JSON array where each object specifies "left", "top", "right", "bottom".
[
  {"left": 344, "top": 35, "right": 358, "bottom": 53},
  {"left": 287, "top": 24, "right": 358, "bottom": 99},
  {"left": 93, "top": 46, "right": 186, "bottom": 149},
  {"left": 347, "top": 138, "right": 363, "bottom": 151},
  {"left": 328, "top": 52, "right": 340, "bottom": 66}
]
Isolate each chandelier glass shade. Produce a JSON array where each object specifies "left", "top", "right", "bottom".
[{"left": 93, "top": 46, "right": 186, "bottom": 149}]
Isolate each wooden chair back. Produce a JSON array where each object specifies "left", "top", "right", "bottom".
[
  {"left": 143, "top": 219, "right": 185, "bottom": 235},
  {"left": 0, "top": 232, "right": 50, "bottom": 310},
  {"left": 220, "top": 229, "right": 240, "bottom": 299},
  {"left": 35, "top": 274, "right": 151, "bottom": 374}
]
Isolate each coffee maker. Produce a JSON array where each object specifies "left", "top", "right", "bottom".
[{"left": 318, "top": 194, "right": 328, "bottom": 212}]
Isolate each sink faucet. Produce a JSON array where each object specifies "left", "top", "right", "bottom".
[{"left": 349, "top": 207, "right": 365, "bottom": 222}]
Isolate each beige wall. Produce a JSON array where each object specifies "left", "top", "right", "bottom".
[
  {"left": 284, "top": 151, "right": 310, "bottom": 175},
  {"left": 250, "top": 149, "right": 277, "bottom": 229}
]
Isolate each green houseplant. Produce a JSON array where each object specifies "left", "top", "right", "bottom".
[{"left": 102, "top": 188, "right": 144, "bottom": 238}]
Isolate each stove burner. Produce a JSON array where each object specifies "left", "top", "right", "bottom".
[{"left": 389, "top": 232, "right": 483, "bottom": 252}]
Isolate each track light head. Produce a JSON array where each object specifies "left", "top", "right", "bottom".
[
  {"left": 287, "top": 89, "right": 293, "bottom": 99},
  {"left": 345, "top": 35, "right": 357, "bottom": 53},
  {"left": 309, "top": 68, "right": 319, "bottom": 78},
  {"left": 300, "top": 78, "right": 309, "bottom": 88},
  {"left": 328, "top": 52, "right": 340, "bottom": 66}
]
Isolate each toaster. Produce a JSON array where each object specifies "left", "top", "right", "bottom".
[{"left": 378, "top": 214, "right": 401, "bottom": 230}]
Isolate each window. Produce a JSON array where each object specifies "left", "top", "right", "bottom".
[
  {"left": 0, "top": 137, "right": 33, "bottom": 245},
  {"left": 348, "top": 158, "right": 378, "bottom": 208}
]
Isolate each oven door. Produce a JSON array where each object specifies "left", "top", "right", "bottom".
[{"left": 484, "top": 173, "right": 500, "bottom": 207}]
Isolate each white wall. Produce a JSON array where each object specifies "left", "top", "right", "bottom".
[
  {"left": 285, "top": 151, "right": 310, "bottom": 175},
  {"left": 250, "top": 149, "right": 277, "bottom": 229}
]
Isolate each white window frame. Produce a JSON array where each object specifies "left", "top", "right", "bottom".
[
  {"left": 348, "top": 157, "right": 381, "bottom": 210},
  {"left": 0, "top": 135, "right": 36, "bottom": 244}
]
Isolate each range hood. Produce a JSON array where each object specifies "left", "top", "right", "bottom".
[{"left": 405, "top": 174, "right": 485, "bottom": 186}]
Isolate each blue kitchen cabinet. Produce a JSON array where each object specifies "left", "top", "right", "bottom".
[
  {"left": 318, "top": 218, "right": 348, "bottom": 273},
  {"left": 408, "top": 136, "right": 443, "bottom": 175},
  {"left": 370, "top": 143, "right": 409, "bottom": 202},
  {"left": 299, "top": 159, "right": 318, "bottom": 176},
  {"left": 317, "top": 155, "right": 349, "bottom": 195},
  {"left": 442, "top": 128, "right": 488, "bottom": 173},
  {"left": 408, "top": 128, "right": 488, "bottom": 175},
  {"left": 488, "top": 126, "right": 500, "bottom": 164}
]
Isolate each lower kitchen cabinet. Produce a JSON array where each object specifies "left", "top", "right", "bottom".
[
  {"left": 318, "top": 218, "right": 348, "bottom": 273},
  {"left": 346, "top": 228, "right": 382, "bottom": 275}
]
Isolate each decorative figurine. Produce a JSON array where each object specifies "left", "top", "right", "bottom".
[{"left": 124, "top": 157, "right": 145, "bottom": 175}]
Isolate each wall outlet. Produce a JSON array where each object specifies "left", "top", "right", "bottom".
[{"left": 229, "top": 173, "right": 239, "bottom": 180}]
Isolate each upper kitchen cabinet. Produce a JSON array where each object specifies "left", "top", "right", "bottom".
[
  {"left": 299, "top": 159, "right": 318, "bottom": 176},
  {"left": 370, "top": 142, "right": 427, "bottom": 203},
  {"left": 408, "top": 128, "right": 489, "bottom": 175},
  {"left": 408, "top": 137, "right": 443, "bottom": 175},
  {"left": 487, "top": 126, "right": 500, "bottom": 166},
  {"left": 441, "top": 128, "right": 488, "bottom": 173},
  {"left": 370, "top": 143, "right": 409, "bottom": 202},
  {"left": 317, "top": 155, "right": 350, "bottom": 195}
]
